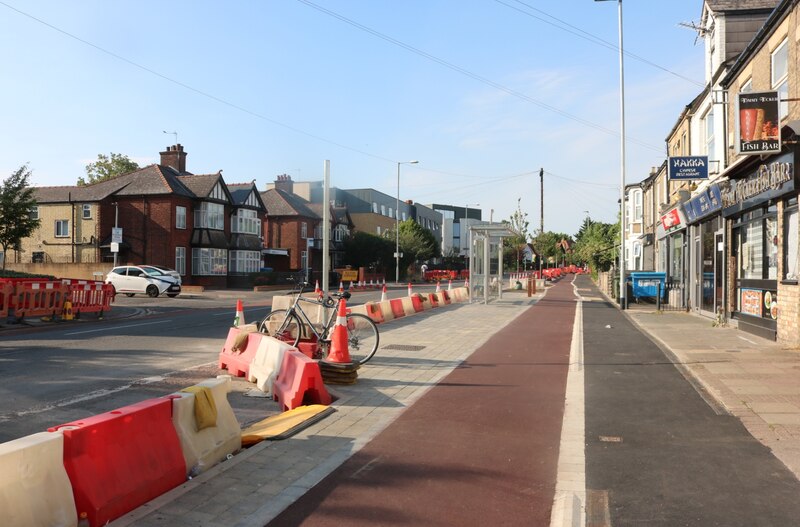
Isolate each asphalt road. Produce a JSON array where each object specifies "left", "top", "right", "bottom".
[{"left": 0, "top": 284, "right": 435, "bottom": 443}]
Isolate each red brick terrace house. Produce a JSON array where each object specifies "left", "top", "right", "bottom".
[
  {"left": 260, "top": 175, "right": 324, "bottom": 276},
  {"left": 14, "top": 144, "right": 266, "bottom": 288}
]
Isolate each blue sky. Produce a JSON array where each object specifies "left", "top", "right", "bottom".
[{"left": 0, "top": 0, "right": 705, "bottom": 236}]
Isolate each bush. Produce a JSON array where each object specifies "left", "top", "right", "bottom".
[{"left": 0, "top": 270, "right": 56, "bottom": 280}]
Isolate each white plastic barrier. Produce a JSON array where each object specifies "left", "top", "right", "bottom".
[
  {"left": 170, "top": 376, "right": 242, "bottom": 477},
  {"left": 401, "top": 296, "right": 417, "bottom": 316},
  {"left": 378, "top": 300, "right": 395, "bottom": 321},
  {"left": 0, "top": 431, "right": 77, "bottom": 527},
  {"left": 249, "top": 336, "right": 295, "bottom": 395}
]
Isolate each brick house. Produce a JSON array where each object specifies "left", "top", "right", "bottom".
[{"left": 13, "top": 144, "right": 266, "bottom": 288}]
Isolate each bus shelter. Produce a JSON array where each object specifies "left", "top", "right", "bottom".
[{"left": 467, "top": 223, "right": 516, "bottom": 304}]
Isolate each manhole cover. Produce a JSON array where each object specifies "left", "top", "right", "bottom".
[{"left": 383, "top": 344, "right": 426, "bottom": 351}]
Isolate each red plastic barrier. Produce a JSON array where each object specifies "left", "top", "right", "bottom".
[
  {"left": 411, "top": 294, "right": 425, "bottom": 312},
  {"left": 0, "top": 281, "right": 13, "bottom": 320},
  {"left": 389, "top": 298, "right": 405, "bottom": 318},
  {"left": 218, "top": 328, "right": 262, "bottom": 377},
  {"left": 67, "top": 281, "right": 114, "bottom": 317},
  {"left": 365, "top": 302, "right": 384, "bottom": 324},
  {"left": 12, "top": 281, "right": 66, "bottom": 319},
  {"left": 49, "top": 398, "right": 186, "bottom": 527},
  {"left": 428, "top": 293, "right": 439, "bottom": 308},
  {"left": 273, "top": 349, "right": 332, "bottom": 411},
  {"left": 441, "top": 290, "right": 451, "bottom": 305}
]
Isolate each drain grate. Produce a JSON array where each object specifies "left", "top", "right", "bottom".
[{"left": 383, "top": 344, "right": 427, "bottom": 351}]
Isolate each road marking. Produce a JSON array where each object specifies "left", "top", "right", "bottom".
[
  {"left": 738, "top": 335, "right": 758, "bottom": 345},
  {"left": 550, "top": 276, "right": 586, "bottom": 527},
  {"left": 212, "top": 306, "right": 269, "bottom": 316},
  {"left": 0, "top": 361, "right": 216, "bottom": 423},
  {"left": 64, "top": 320, "right": 172, "bottom": 335},
  {"left": 599, "top": 436, "right": 623, "bottom": 443}
]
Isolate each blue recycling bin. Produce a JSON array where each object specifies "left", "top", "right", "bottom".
[{"left": 630, "top": 272, "right": 666, "bottom": 301}]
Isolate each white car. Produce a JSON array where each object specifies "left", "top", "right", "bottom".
[
  {"left": 141, "top": 264, "right": 182, "bottom": 285},
  {"left": 106, "top": 265, "right": 182, "bottom": 298}
]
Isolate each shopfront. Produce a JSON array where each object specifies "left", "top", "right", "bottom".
[
  {"left": 684, "top": 183, "right": 724, "bottom": 317},
  {"left": 657, "top": 204, "right": 688, "bottom": 309},
  {"left": 721, "top": 151, "right": 798, "bottom": 341}
]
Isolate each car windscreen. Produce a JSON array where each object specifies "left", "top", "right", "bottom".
[{"left": 141, "top": 267, "right": 165, "bottom": 276}]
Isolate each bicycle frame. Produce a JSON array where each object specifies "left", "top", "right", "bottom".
[{"left": 281, "top": 291, "right": 340, "bottom": 343}]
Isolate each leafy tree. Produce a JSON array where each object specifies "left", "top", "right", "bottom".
[
  {"left": 572, "top": 221, "right": 619, "bottom": 275},
  {"left": 342, "top": 231, "right": 394, "bottom": 273},
  {"left": 502, "top": 199, "right": 531, "bottom": 271},
  {"left": 532, "top": 230, "right": 571, "bottom": 266},
  {"left": 0, "top": 165, "right": 40, "bottom": 269},
  {"left": 398, "top": 219, "right": 439, "bottom": 262},
  {"left": 78, "top": 152, "right": 140, "bottom": 185}
]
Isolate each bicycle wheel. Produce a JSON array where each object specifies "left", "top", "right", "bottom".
[
  {"left": 344, "top": 313, "right": 379, "bottom": 365},
  {"left": 258, "top": 309, "right": 303, "bottom": 346}
]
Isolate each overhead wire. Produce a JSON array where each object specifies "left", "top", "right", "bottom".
[
  {"left": 495, "top": 0, "right": 705, "bottom": 88},
  {"left": 295, "top": 0, "right": 665, "bottom": 154}
]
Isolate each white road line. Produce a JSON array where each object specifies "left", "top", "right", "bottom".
[
  {"left": 212, "top": 306, "right": 269, "bottom": 316},
  {"left": 550, "top": 277, "right": 587, "bottom": 527},
  {"left": 64, "top": 320, "right": 172, "bottom": 335},
  {"left": 0, "top": 361, "right": 217, "bottom": 423}
]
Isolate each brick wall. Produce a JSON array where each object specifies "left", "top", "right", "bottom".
[{"left": 12, "top": 203, "right": 101, "bottom": 264}]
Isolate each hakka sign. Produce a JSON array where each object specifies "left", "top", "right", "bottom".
[{"left": 669, "top": 156, "right": 709, "bottom": 180}]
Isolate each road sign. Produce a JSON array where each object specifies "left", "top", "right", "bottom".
[
  {"left": 112, "top": 227, "right": 123, "bottom": 244},
  {"left": 110, "top": 242, "right": 119, "bottom": 253}
]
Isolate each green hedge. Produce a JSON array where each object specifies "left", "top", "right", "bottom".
[{"left": 0, "top": 270, "right": 57, "bottom": 280}]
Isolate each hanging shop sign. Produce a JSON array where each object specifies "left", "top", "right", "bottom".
[
  {"left": 659, "top": 204, "right": 687, "bottom": 236},
  {"left": 720, "top": 152, "right": 795, "bottom": 216},
  {"left": 669, "top": 156, "right": 709, "bottom": 180},
  {"left": 736, "top": 91, "right": 781, "bottom": 155},
  {"left": 740, "top": 288, "right": 778, "bottom": 320},
  {"left": 684, "top": 183, "right": 722, "bottom": 224}
]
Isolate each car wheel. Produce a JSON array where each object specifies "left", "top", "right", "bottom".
[
  {"left": 125, "top": 293, "right": 135, "bottom": 297},
  {"left": 167, "top": 293, "right": 179, "bottom": 298},
  {"left": 146, "top": 285, "right": 159, "bottom": 298}
]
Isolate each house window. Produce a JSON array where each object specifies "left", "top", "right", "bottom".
[
  {"left": 402, "top": 212, "right": 407, "bottom": 221},
  {"left": 301, "top": 250, "right": 308, "bottom": 269},
  {"left": 29, "top": 206, "right": 38, "bottom": 220},
  {"left": 772, "top": 38, "right": 789, "bottom": 119},
  {"left": 194, "top": 202, "right": 224, "bottom": 230},
  {"left": 784, "top": 198, "right": 798, "bottom": 281},
  {"left": 380, "top": 204, "right": 386, "bottom": 216},
  {"left": 176, "top": 206, "right": 187, "bottom": 229},
  {"left": 373, "top": 202, "right": 379, "bottom": 213},
  {"left": 229, "top": 250, "right": 261, "bottom": 273},
  {"left": 681, "top": 132, "right": 687, "bottom": 155},
  {"left": 301, "top": 222, "right": 308, "bottom": 239},
  {"left": 741, "top": 78, "right": 753, "bottom": 93},
  {"left": 55, "top": 220, "right": 69, "bottom": 238},
  {"left": 334, "top": 224, "right": 347, "bottom": 242},
  {"left": 82, "top": 204, "right": 91, "bottom": 219},
  {"left": 192, "top": 248, "right": 227, "bottom": 275},
  {"left": 389, "top": 207, "right": 393, "bottom": 219},
  {"left": 703, "top": 108, "right": 715, "bottom": 162},
  {"left": 233, "top": 209, "right": 260, "bottom": 235},
  {"left": 175, "top": 247, "right": 186, "bottom": 275},
  {"left": 634, "top": 190, "right": 643, "bottom": 222}
]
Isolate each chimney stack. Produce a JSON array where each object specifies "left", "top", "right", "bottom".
[
  {"left": 160, "top": 144, "right": 187, "bottom": 174},
  {"left": 274, "top": 174, "right": 294, "bottom": 194}
]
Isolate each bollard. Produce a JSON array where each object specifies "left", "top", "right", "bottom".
[
  {"left": 656, "top": 282, "right": 662, "bottom": 311},
  {"left": 527, "top": 279, "right": 532, "bottom": 297}
]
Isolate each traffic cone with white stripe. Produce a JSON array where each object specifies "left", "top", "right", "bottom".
[
  {"left": 233, "top": 299, "right": 245, "bottom": 327},
  {"left": 338, "top": 282, "right": 344, "bottom": 294},
  {"left": 314, "top": 280, "right": 322, "bottom": 299},
  {"left": 381, "top": 283, "right": 387, "bottom": 302},
  {"left": 447, "top": 279, "right": 452, "bottom": 291},
  {"left": 324, "top": 299, "right": 351, "bottom": 365},
  {"left": 407, "top": 283, "right": 412, "bottom": 297},
  {"left": 435, "top": 281, "right": 441, "bottom": 293}
]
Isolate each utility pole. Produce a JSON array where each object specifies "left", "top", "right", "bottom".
[{"left": 539, "top": 168, "right": 544, "bottom": 235}]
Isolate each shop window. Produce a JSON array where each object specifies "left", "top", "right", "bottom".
[{"left": 785, "top": 200, "right": 799, "bottom": 281}]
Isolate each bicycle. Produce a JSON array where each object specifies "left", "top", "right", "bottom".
[{"left": 258, "top": 280, "right": 380, "bottom": 365}]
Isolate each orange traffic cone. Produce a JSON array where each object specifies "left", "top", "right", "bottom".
[
  {"left": 314, "top": 280, "right": 322, "bottom": 299},
  {"left": 234, "top": 299, "right": 245, "bottom": 327},
  {"left": 349, "top": 281, "right": 354, "bottom": 290},
  {"left": 447, "top": 279, "right": 452, "bottom": 291},
  {"left": 338, "top": 282, "right": 344, "bottom": 294},
  {"left": 325, "top": 298, "right": 351, "bottom": 364},
  {"left": 407, "top": 283, "right": 412, "bottom": 296},
  {"left": 381, "top": 284, "right": 387, "bottom": 302},
  {"left": 435, "top": 281, "right": 441, "bottom": 292},
  {"left": 465, "top": 279, "right": 469, "bottom": 288}
]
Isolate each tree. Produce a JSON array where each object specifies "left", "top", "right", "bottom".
[
  {"left": 0, "top": 165, "right": 40, "bottom": 269},
  {"left": 503, "top": 198, "right": 531, "bottom": 271},
  {"left": 78, "top": 153, "right": 140, "bottom": 185},
  {"left": 398, "top": 219, "right": 440, "bottom": 262},
  {"left": 532, "top": 230, "right": 570, "bottom": 266},
  {"left": 572, "top": 221, "right": 619, "bottom": 275},
  {"left": 342, "top": 232, "right": 394, "bottom": 273}
]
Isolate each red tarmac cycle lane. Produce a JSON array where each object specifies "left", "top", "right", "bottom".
[{"left": 271, "top": 280, "right": 577, "bottom": 526}]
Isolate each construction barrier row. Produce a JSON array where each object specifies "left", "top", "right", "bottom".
[
  {"left": 0, "top": 278, "right": 114, "bottom": 322},
  {"left": 2, "top": 376, "right": 242, "bottom": 527}
]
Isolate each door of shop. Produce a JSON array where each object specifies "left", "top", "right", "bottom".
[{"left": 696, "top": 220, "right": 723, "bottom": 317}]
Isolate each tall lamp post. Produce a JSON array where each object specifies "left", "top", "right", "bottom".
[
  {"left": 596, "top": 0, "right": 627, "bottom": 309},
  {"left": 396, "top": 160, "right": 419, "bottom": 284}
]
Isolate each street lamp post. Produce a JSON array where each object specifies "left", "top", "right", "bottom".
[
  {"left": 596, "top": 0, "right": 627, "bottom": 309},
  {"left": 396, "top": 160, "right": 418, "bottom": 284}
]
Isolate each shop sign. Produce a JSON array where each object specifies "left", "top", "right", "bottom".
[
  {"left": 685, "top": 184, "right": 722, "bottom": 224},
  {"left": 736, "top": 91, "right": 781, "bottom": 155},
  {"left": 720, "top": 153, "right": 795, "bottom": 216},
  {"left": 659, "top": 205, "right": 686, "bottom": 235},
  {"left": 669, "top": 156, "right": 709, "bottom": 180},
  {"left": 740, "top": 288, "right": 778, "bottom": 319}
]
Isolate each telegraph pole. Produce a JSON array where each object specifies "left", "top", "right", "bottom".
[{"left": 539, "top": 168, "right": 544, "bottom": 234}]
